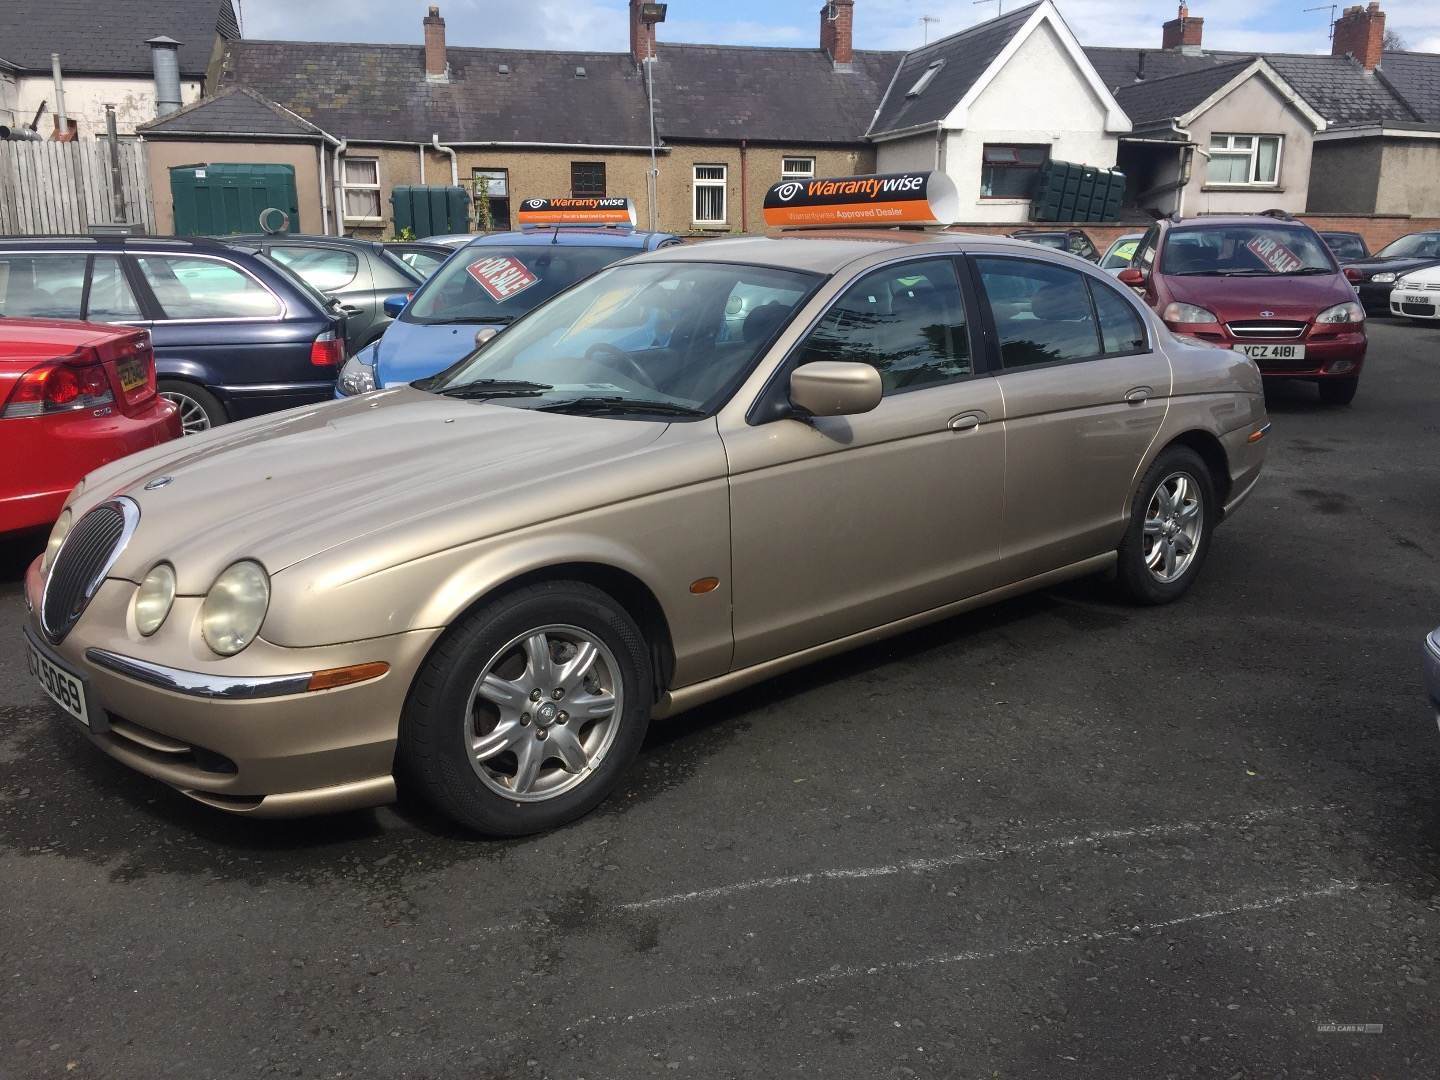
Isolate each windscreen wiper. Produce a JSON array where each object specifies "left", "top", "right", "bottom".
[
  {"left": 533, "top": 396, "right": 707, "bottom": 418},
  {"left": 1282, "top": 266, "right": 1334, "bottom": 275},
  {"left": 436, "top": 379, "right": 553, "bottom": 399},
  {"left": 422, "top": 315, "right": 517, "bottom": 326}
]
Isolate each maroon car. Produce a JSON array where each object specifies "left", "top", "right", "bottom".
[{"left": 1119, "top": 215, "right": 1366, "bottom": 405}]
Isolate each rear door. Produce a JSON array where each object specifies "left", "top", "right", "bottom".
[{"left": 971, "top": 253, "right": 1171, "bottom": 580}]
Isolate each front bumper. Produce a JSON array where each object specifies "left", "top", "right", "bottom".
[
  {"left": 1168, "top": 324, "right": 1366, "bottom": 379},
  {"left": 23, "top": 557, "right": 440, "bottom": 818},
  {"left": 1389, "top": 289, "right": 1440, "bottom": 319}
]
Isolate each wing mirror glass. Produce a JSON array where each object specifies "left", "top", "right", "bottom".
[
  {"left": 1117, "top": 267, "right": 1146, "bottom": 288},
  {"left": 788, "top": 361, "right": 883, "bottom": 418},
  {"left": 382, "top": 294, "right": 410, "bottom": 318}
]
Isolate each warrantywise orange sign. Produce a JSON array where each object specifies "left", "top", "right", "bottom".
[
  {"left": 516, "top": 197, "right": 637, "bottom": 227},
  {"left": 762, "top": 171, "right": 960, "bottom": 229}
]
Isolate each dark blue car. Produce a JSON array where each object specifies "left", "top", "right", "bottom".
[
  {"left": 0, "top": 236, "right": 345, "bottom": 433},
  {"left": 335, "top": 226, "right": 679, "bottom": 396}
]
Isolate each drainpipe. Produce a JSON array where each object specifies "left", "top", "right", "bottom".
[
  {"left": 51, "top": 53, "right": 67, "bottom": 135},
  {"left": 332, "top": 138, "right": 347, "bottom": 235},
  {"left": 318, "top": 141, "right": 331, "bottom": 236},
  {"left": 739, "top": 139, "right": 748, "bottom": 232},
  {"left": 417, "top": 143, "right": 426, "bottom": 184},
  {"left": 431, "top": 132, "right": 458, "bottom": 186}
]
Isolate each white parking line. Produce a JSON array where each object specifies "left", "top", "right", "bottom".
[
  {"left": 617, "top": 803, "right": 1326, "bottom": 913},
  {"left": 488, "top": 880, "right": 1364, "bottom": 1045}
]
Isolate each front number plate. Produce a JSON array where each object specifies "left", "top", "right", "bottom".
[
  {"left": 1234, "top": 344, "right": 1306, "bottom": 361},
  {"left": 1406, "top": 294, "right": 1429, "bottom": 305},
  {"left": 27, "top": 637, "right": 89, "bottom": 727}
]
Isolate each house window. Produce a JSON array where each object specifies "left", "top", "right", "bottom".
[
  {"left": 906, "top": 59, "right": 945, "bottom": 98},
  {"left": 1206, "top": 134, "right": 1281, "bottom": 185},
  {"left": 571, "top": 162, "right": 606, "bottom": 198},
  {"left": 693, "top": 164, "right": 728, "bottom": 225},
  {"left": 781, "top": 157, "right": 816, "bottom": 181},
  {"left": 980, "top": 144, "right": 1049, "bottom": 199},
  {"left": 342, "top": 156, "right": 382, "bottom": 220},
  {"left": 472, "top": 168, "right": 511, "bottom": 230}
]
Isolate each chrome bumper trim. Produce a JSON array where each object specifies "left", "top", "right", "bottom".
[{"left": 85, "top": 648, "right": 312, "bottom": 700}]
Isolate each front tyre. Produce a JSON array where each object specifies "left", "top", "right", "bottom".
[
  {"left": 1115, "top": 445, "right": 1217, "bottom": 605},
  {"left": 399, "top": 581, "right": 652, "bottom": 836},
  {"left": 1318, "top": 376, "right": 1359, "bottom": 406}
]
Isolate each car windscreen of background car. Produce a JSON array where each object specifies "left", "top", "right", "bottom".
[
  {"left": 1375, "top": 233, "right": 1440, "bottom": 259},
  {"left": 1321, "top": 234, "right": 1366, "bottom": 261},
  {"left": 427, "top": 261, "right": 816, "bottom": 417},
  {"left": 1162, "top": 226, "right": 1335, "bottom": 275},
  {"left": 405, "top": 246, "right": 626, "bottom": 324}
]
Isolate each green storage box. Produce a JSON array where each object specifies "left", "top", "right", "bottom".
[
  {"left": 169, "top": 163, "right": 300, "bottom": 236},
  {"left": 390, "top": 185, "right": 471, "bottom": 238}
]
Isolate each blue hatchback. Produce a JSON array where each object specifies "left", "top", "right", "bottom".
[{"left": 335, "top": 227, "right": 679, "bottom": 396}]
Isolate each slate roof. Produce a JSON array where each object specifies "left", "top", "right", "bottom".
[
  {"left": 1086, "top": 46, "right": 1420, "bottom": 127},
  {"left": 651, "top": 44, "right": 902, "bottom": 143},
  {"left": 1376, "top": 51, "right": 1440, "bottom": 125},
  {"left": 1112, "top": 58, "right": 1253, "bottom": 127},
  {"left": 138, "top": 86, "right": 324, "bottom": 136},
  {"left": 868, "top": 2, "right": 1041, "bottom": 136},
  {"left": 0, "top": 0, "right": 238, "bottom": 77}
]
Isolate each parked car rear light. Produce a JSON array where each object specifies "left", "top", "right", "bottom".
[
  {"left": 1, "top": 350, "right": 116, "bottom": 418},
  {"left": 1343, "top": 267, "right": 1365, "bottom": 283},
  {"left": 310, "top": 331, "right": 344, "bottom": 367}
]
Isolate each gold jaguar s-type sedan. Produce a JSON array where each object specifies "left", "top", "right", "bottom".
[{"left": 24, "top": 176, "right": 1268, "bottom": 835}]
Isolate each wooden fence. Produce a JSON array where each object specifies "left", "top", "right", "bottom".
[{"left": 0, "top": 141, "right": 155, "bottom": 235}]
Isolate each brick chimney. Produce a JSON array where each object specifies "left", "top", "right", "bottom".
[
  {"left": 1333, "top": 2, "right": 1386, "bottom": 70},
  {"left": 630, "top": 0, "right": 660, "bottom": 65},
  {"left": 423, "top": 6, "right": 449, "bottom": 83},
  {"left": 820, "top": 0, "right": 855, "bottom": 66},
  {"left": 1162, "top": 4, "right": 1204, "bottom": 51}
]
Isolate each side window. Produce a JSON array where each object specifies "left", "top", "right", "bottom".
[
  {"left": 1089, "top": 278, "right": 1147, "bottom": 355},
  {"left": 134, "top": 255, "right": 282, "bottom": 320},
  {"left": 974, "top": 257, "right": 1101, "bottom": 368},
  {"left": 0, "top": 254, "right": 87, "bottom": 319},
  {"left": 86, "top": 256, "right": 141, "bottom": 321},
  {"left": 1136, "top": 226, "right": 1159, "bottom": 273},
  {"left": 398, "top": 250, "right": 445, "bottom": 277},
  {"left": 796, "top": 257, "right": 971, "bottom": 394},
  {"left": 268, "top": 246, "right": 359, "bottom": 292}
]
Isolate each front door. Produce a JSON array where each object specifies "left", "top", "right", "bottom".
[
  {"left": 722, "top": 255, "right": 1007, "bottom": 670},
  {"left": 971, "top": 254, "right": 1172, "bottom": 580}
]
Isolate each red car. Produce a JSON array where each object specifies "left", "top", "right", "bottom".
[
  {"left": 1, "top": 319, "right": 180, "bottom": 535},
  {"left": 1118, "top": 215, "right": 1366, "bottom": 405}
]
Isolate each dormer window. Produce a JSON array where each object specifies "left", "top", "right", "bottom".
[{"left": 906, "top": 59, "right": 944, "bottom": 97}]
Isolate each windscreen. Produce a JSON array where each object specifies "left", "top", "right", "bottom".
[
  {"left": 1375, "top": 233, "right": 1440, "bottom": 259},
  {"left": 404, "top": 245, "right": 629, "bottom": 325},
  {"left": 1161, "top": 225, "right": 1336, "bottom": 276}
]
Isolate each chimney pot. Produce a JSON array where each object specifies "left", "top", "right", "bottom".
[
  {"left": 1332, "top": 0, "right": 1385, "bottom": 70},
  {"left": 423, "top": 6, "right": 449, "bottom": 83},
  {"left": 1161, "top": 3, "right": 1204, "bottom": 51},
  {"left": 820, "top": 0, "right": 855, "bottom": 67}
]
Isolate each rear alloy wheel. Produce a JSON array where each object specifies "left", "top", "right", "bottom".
[
  {"left": 158, "top": 380, "right": 227, "bottom": 435},
  {"left": 1318, "top": 376, "right": 1359, "bottom": 406},
  {"left": 1115, "top": 445, "right": 1216, "bottom": 605},
  {"left": 399, "top": 582, "right": 652, "bottom": 835}
]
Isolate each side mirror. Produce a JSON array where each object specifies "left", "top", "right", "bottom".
[
  {"left": 788, "top": 361, "right": 882, "bottom": 418},
  {"left": 474, "top": 326, "right": 500, "bottom": 348},
  {"left": 382, "top": 294, "right": 410, "bottom": 318},
  {"left": 1117, "top": 267, "right": 1146, "bottom": 288}
]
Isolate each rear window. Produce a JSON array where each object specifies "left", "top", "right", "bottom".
[
  {"left": 1320, "top": 233, "right": 1367, "bottom": 261},
  {"left": 1161, "top": 225, "right": 1335, "bottom": 277},
  {"left": 405, "top": 245, "right": 628, "bottom": 325}
]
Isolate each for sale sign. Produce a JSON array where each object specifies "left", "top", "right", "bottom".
[
  {"left": 466, "top": 256, "right": 539, "bottom": 302},
  {"left": 1246, "top": 234, "right": 1304, "bottom": 275}
]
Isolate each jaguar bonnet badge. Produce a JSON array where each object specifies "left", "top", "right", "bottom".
[{"left": 144, "top": 476, "right": 174, "bottom": 490}]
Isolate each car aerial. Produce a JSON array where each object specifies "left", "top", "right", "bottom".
[
  {"left": 1118, "top": 214, "right": 1366, "bottom": 405},
  {"left": 385, "top": 241, "right": 455, "bottom": 279},
  {"left": 1, "top": 318, "right": 179, "bottom": 535},
  {"left": 22, "top": 173, "right": 1269, "bottom": 836},
  {"left": 1317, "top": 230, "right": 1368, "bottom": 263},
  {"left": 335, "top": 224, "right": 680, "bottom": 398},
  {"left": 0, "top": 236, "right": 345, "bottom": 435},
  {"left": 1342, "top": 231, "right": 1440, "bottom": 315},
  {"left": 1007, "top": 228, "right": 1100, "bottom": 262},
  {"left": 224, "top": 233, "right": 427, "bottom": 355},
  {"left": 1387, "top": 263, "right": 1440, "bottom": 321},
  {"left": 1099, "top": 232, "right": 1144, "bottom": 276}
]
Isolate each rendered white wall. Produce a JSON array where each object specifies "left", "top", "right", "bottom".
[{"left": 15, "top": 74, "right": 202, "bottom": 138}]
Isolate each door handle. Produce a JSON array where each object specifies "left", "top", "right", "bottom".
[
  {"left": 340, "top": 305, "right": 364, "bottom": 315},
  {"left": 949, "top": 412, "right": 985, "bottom": 432},
  {"left": 1123, "top": 387, "right": 1151, "bottom": 405}
]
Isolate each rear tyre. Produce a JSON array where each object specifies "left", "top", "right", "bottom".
[
  {"left": 1318, "top": 376, "right": 1359, "bottom": 406},
  {"left": 398, "top": 581, "right": 652, "bottom": 836},
  {"left": 158, "top": 380, "right": 227, "bottom": 435},
  {"left": 1115, "top": 445, "right": 1217, "bottom": 606}
]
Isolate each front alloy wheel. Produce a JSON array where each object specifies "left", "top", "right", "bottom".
[
  {"left": 1116, "top": 445, "right": 1216, "bottom": 605},
  {"left": 1143, "top": 472, "right": 1202, "bottom": 583}
]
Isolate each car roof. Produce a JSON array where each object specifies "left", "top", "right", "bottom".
[
  {"left": 465, "top": 228, "right": 674, "bottom": 250},
  {"left": 1164, "top": 215, "right": 1314, "bottom": 229},
  {"left": 0, "top": 235, "right": 242, "bottom": 253},
  {"left": 1319, "top": 229, "right": 1363, "bottom": 236},
  {"left": 226, "top": 233, "right": 382, "bottom": 250}
]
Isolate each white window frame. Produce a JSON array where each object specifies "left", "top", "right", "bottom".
[
  {"left": 1205, "top": 134, "right": 1283, "bottom": 187},
  {"left": 781, "top": 156, "right": 816, "bottom": 181},
  {"left": 341, "top": 155, "right": 383, "bottom": 223},
  {"left": 693, "top": 164, "right": 728, "bottom": 226}
]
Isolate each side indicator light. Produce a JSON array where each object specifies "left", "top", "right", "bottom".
[
  {"left": 307, "top": 662, "right": 389, "bottom": 692},
  {"left": 1247, "top": 423, "right": 1271, "bottom": 444},
  {"left": 689, "top": 577, "right": 720, "bottom": 594}
]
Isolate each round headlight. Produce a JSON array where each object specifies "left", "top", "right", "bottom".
[
  {"left": 134, "top": 563, "right": 176, "bottom": 637},
  {"left": 42, "top": 509, "right": 73, "bottom": 575},
  {"left": 201, "top": 560, "right": 270, "bottom": 656}
]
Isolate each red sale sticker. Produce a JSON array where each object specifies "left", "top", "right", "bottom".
[
  {"left": 1246, "top": 235, "right": 1303, "bottom": 275},
  {"left": 466, "top": 256, "right": 539, "bottom": 302}
]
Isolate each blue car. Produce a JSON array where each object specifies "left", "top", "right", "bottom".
[{"left": 335, "top": 226, "right": 679, "bottom": 396}]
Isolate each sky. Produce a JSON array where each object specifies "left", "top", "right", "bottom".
[{"left": 235, "top": 0, "right": 1440, "bottom": 56}]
